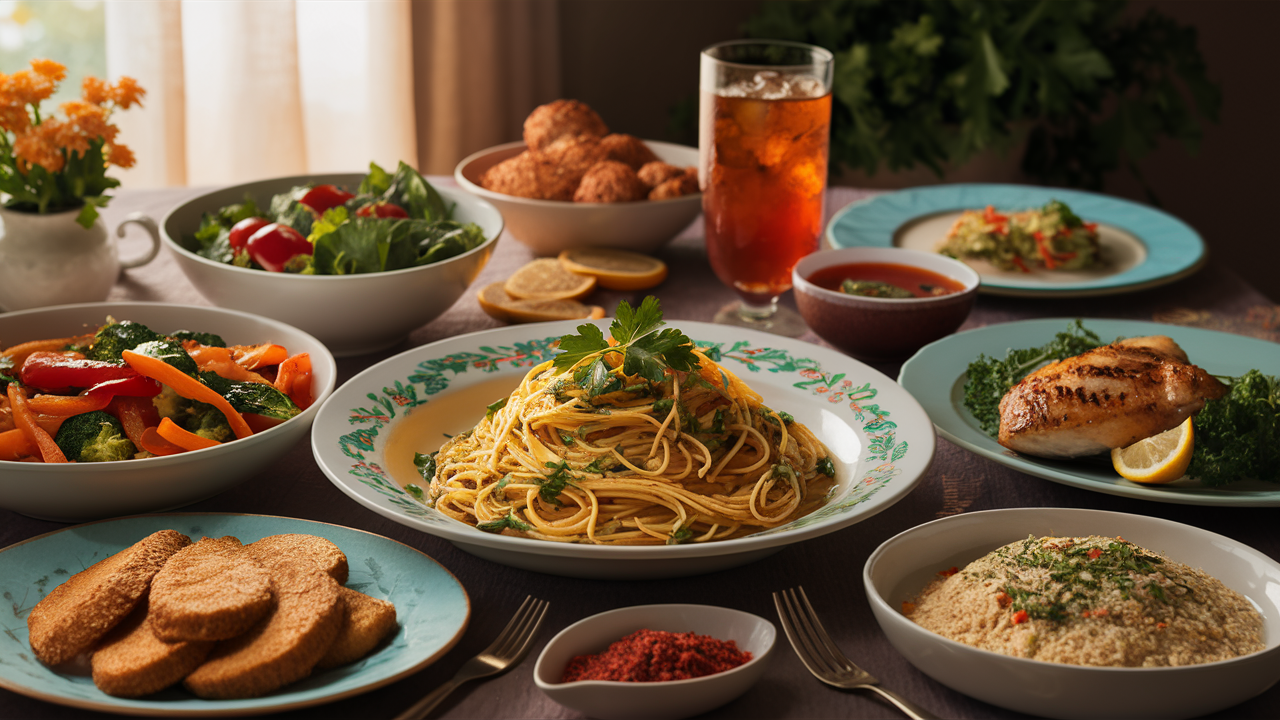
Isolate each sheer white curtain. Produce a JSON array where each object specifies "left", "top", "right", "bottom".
[
  {"left": 102, "top": 0, "right": 562, "bottom": 189},
  {"left": 103, "top": 0, "right": 418, "bottom": 188}
]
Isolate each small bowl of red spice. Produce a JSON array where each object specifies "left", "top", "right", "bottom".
[
  {"left": 534, "top": 604, "right": 775, "bottom": 720},
  {"left": 792, "top": 246, "right": 980, "bottom": 363}
]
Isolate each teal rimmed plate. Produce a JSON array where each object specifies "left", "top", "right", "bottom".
[
  {"left": 0, "top": 514, "right": 469, "bottom": 716},
  {"left": 898, "top": 318, "right": 1280, "bottom": 506},
  {"left": 311, "top": 320, "right": 935, "bottom": 579},
  {"left": 826, "top": 183, "right": 1205, "bottom": 297}
]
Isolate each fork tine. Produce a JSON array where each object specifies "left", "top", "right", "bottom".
[
  {"left": 493, "top": 598, "right": 548, "bottom": 660},
  {"left": 486, "top": 595, "right": 537, "bottom": 656},
  {"left": 502, "top": 599, "right": 549, "bottom": 663},
  {"left": 793, "top": 587, "right": 858, "bottom": 674},
  {"left": 774, "top": 588, "right": 832, "bottom": 677}
]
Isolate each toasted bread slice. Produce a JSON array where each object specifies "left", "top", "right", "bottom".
[
  {"left": 27, "top": 529, "right": 191, "bottom": 667},
  {"left": 148, "top": 536, "right": 274, "bottom": 642},
  {"left": 504, "top": 258, "right": 597, "bottom": 301},
  {"left": 314, "top": 587, "right": 398, "bottom": 670},
  {"left": 91, "top": 597, "right": 214, "bottom": 698},
  {"left": 183, "top": 559, "right": 344, "bottom": 699},
  {"left": 243, "top": 534, "right": 349, "bottom": 585}
]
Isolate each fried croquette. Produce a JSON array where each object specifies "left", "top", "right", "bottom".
[
  {"left": 479, "top": 135, "right": 606, "bottom": 201},
  {"left": 523, "top": 99, "right": 608, "bottom": 151},
  {"left": 243, "top": 534, "right": 349, "bottom": 585},
  {"left": 27, "top": 529, "right": 191, "bottom": 667},
  {"left": 183, "top": 559, "right": 344, "bottom": 700},
  {"left": 648, "top": 171, "right": 700, "bottom": 200},
  {"left": 148, "top": 536, "right": 274, "bottom": 643},
  {"left": 637, "top": 161, "right": 688, "bottom": 188},
  {"left": 314, "top": 588, "right": 398, "bottom": 670},
  {"left": 599, "top": 133, "right": 659, "bottom": 170},
  {"left": 91, "top": 597, "right": 214, "bottom": 698},
  {"left": 573, "top": 160, "right": 647, "bottom": 203}
]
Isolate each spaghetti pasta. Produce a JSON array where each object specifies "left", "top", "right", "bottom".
[{"left": 426, "top": 310, "right": 837, "bottom": 545}]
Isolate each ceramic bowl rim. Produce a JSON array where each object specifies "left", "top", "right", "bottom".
[
  {"left": 533, "top": 603, "right": 776, "bottom": 690},
  {"left": 863, "top": 507, "right": 1280, "bottom": 673},
  {"left": 453, "top": 139, "right": 703, "bottom": 210},
  {"left": 159, "top": 176, "right": 502, "bottom": 282},
  {"left": 793, "top": 246, "right": 981, "bottom": 306}
]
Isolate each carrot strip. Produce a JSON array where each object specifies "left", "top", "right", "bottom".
[
  {"left": 0, "top": 428, "right": 37, "bottom": 461},
  {"left": 6, "top": 384, "right": 67, "bottom": 462},
  {"left": 121, "top": 350, "right": 252, "bottom": 439},
  {"left": 184, "top": 343, "right": 272, "bottom": 385},
  {"left": 230, "top": 343, "right": 289, "bottom": 370},
  {"left": 110, "top": 396, "right": 160, "bottom": 449},
  {"left": 274, "top": 352, "right": 313, "bottom": 410},
  {"left": 0, "top": 334, "right": 95, "bottom": 369},
  {"left": 27, "top": 392, "right": 112, "bottom": 417},
  {"left": 139, "top": 426, "right": 186, "bottom": 456},
  {"left": 156, "top": 417, "right": 221, "bottom": 451}
]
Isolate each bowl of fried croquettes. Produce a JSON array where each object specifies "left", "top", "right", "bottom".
[{"left": 455, "top": 99, "right": 701, "bottom": 256}]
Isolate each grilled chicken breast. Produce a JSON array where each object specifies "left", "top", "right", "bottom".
[{"left": 998, "top": 335, "right": 1227, "bottom": 458}]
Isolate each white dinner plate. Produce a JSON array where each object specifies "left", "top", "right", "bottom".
[
  {"left": 826, "top": 183, "right": 1205, "bottom": 297},
  {"left": 311, "top": 319, "right": 935, "bottom": 579},
  {"left": 0, "top": 513, "right": 469, "bottom": 716},
  {"left": 898, "top": 318, "right": 1280, "bottom": 505}
]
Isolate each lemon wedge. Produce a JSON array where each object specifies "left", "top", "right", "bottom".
[
  {"left": 558, "top": 248, "right": 668, "bottom": 291},
  {"left": 1110, "top": 417, "right": 1195, "bottom": 484}
]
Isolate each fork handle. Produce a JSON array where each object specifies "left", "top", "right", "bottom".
[
  {"left": 393, "top": 678, "right": 463, "bottom": 720},
  {"left": 864, "top": 685, "right": 941, "bottom": 720}
]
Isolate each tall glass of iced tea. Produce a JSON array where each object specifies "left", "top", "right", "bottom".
[{"left": 700, "top": 40, "right": 833, "bottom": 335}]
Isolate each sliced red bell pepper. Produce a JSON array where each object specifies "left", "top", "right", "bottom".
[{"left": 18, "top": 351, "right": 142, "bottom": 393}]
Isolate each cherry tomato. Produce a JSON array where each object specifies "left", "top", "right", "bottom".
[
  {"left": 246, "top": 223, "right": 312, "bottom": 272},
  {"left": 356, "top": 201, "right": 410, "bottom": 219},
  {"left": 228, "top": 217, "right": 271, "bottom": 253},
  {"left": 299, "top": 184, "right": 354, "bottom": 213}
]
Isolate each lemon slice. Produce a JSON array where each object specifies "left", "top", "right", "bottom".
[
  {"left": 477, "top": 281, "right": 603, "bottom": 323},
  {"left": 558, "top": 248, "right": 668, "bottom": 291},
  {"left": 504, "top": 258, "right": 597, "bottom": 301},
  {"left": 1110, "top": 417, "right": 1195, "bottom": 484}
]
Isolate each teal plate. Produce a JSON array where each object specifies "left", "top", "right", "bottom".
[
  {"left": 0, "top": 514, "right": 469, "bottom": 716},
  {"left": 898, "top": 318, "right": 1280, "bottom": 506},
  {"left": 826, "top": 184, "right": 1206, "bottom": 297}
]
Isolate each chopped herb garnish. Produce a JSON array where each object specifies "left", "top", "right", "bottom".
[
  {"left": 539, "top": 460, "right": 574, "bottom": 507},
  {"left": 405, "top": 484, "right": 425, "bottom": 501},
  {"left": 553, "top": 297, "right": 699, "bottom": 383},
  {"left": 816, "top": 457, "right": 836, "bottom": 477},
  {"left": 485, "top": 397, "right": 508, "bottom": 420},
  {"left": 413, "top": 451, "right": 437, "bottom": 481},
  {"left": 478, "top": 512, "right": 532, "bottom": 534}
]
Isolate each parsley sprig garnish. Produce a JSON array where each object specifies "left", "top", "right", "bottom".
[{"left": 553, "top": 297, "right": 699, "bottom": 384}]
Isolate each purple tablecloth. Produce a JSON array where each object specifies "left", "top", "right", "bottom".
[{"left": 3, "top": 180, "right": 1278, "bottom": 719}]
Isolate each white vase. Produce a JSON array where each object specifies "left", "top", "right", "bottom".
[{"left": 0, "top": 206, "right": 159, "bottom": 312}]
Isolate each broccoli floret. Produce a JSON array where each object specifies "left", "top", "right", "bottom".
[
  {"left": 152, "top": 385, "right": 189, "bottom": 420},
  {"left": 86, "top": 320, "right": 163, "bottom": 362},
  {"left": 54, "top": 411, "right": 136, "bottom": 462},
  {"left": 171, "top": 330, "right": 227, "bottom": 348},
  {"left": 184, "top": 402, "right": 234, "bottom": 442}
]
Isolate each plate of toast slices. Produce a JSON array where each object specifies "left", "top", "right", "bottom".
[{"left": 0, "top": 513, "right": 469, "bottom": 715}]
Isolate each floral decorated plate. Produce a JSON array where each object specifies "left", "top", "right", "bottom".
[{"left": 311, "top": 320, "right": 935, "bottom": 579}]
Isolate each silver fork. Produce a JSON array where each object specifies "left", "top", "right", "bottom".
[
  {"left": 773, "top": 587, "right": 939, "bottom": 720},
  {"left": 393, "top": 595, "right": 550, "bottom": 720}
]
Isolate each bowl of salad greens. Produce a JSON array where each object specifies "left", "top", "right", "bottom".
[
  {"left": 0, "top": 301, "right": 337, "bottom": 522},
  {"left": 160, "top": 163, "right": 502, "bottom": 357}
]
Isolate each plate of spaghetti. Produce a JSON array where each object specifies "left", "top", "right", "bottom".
[{"left": 311, "top": 299, "right": 934, "bottom": 579}]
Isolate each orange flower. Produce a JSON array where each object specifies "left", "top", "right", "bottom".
[
  {"left": 13, "top": 120, "right": 67, "bottom": 173},
  {"left": 30, "top": 59, "right": 67, "bottom": 83},
  {"left": 81, "top": 76, "right": 110, "bottom": 105},
  {"left": 111, "top": 77, "right": 145, "bottom": 109},
  {"left": 106, "top": 142, "right": 136, "bottom": 169}
]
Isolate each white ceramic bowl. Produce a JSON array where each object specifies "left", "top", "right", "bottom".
[
  {"left": 534, "top": 604, "right": 775, "bottom": 720},
  {"left": 454, "top": 140, "right": 701, "bottom": 256},
  {"left": 159, "top": 173, "right": 502, "bottom": 357},
  {"left": 864, "top": 508, "right": 1280, "bottom": 720},
  {"left": 792, "top": 246, "right": 980, "bottom": 362},
  {"left": 0, "top": 302, "right": 337, "bottom": 522}
]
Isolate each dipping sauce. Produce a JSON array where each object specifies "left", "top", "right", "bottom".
[
  {"left": 808, "top": 262, "right": 964, "bottom": 298},
  {"left": 561, "top": 629, "right": 752, "bottom": 682}
]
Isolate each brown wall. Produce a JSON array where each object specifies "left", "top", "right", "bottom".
[{"left": 555, "top": 0, "right": 1280, "bottom": 302}]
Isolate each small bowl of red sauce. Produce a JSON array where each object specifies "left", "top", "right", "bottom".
[
  {"left": 533, "top": 604, "right": 776, "bottom": 720},
  {"left": 793, "top": 246, "right": 980, "bottom": 362}
]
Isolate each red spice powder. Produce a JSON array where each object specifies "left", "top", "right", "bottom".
[{"left": 561, "top": 629, "right": 752, "bottom": 683}]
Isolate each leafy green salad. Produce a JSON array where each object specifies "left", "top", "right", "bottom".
[
  {"left": 964, "top": 321, "right": 1279, "bottom": 486},
  {"left": 182, "top": 161, "right": 487, "bottom": 275}
]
